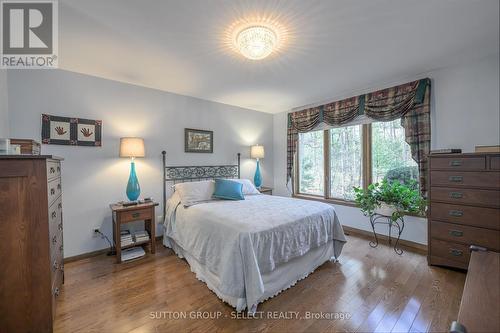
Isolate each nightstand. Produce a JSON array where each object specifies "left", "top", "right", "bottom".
[
  {"left": 259, "top": 187, "right": 273, "bottom": 195},
  {"left": 110, "top": 201, "right": 159, "bottom": 263}
]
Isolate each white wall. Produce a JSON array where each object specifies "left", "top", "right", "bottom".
[
  {"left": 0, "top": 70, "right": 8, "bottom": 138},
  {"left": 273, "top": 54, "right": 500, "bottom": 245},
  {"left": 7, "top": 69, "right": 274, "bottom": 257}
]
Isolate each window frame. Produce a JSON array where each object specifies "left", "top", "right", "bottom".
[{"left": 294, "top": 122, "right": 416, "bottom": 207}]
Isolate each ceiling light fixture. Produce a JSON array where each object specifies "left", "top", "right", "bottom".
[{"left": 235, "top": 25, "right": 277, "bottom": 60}]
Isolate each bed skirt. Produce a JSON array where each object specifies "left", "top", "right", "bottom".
[{"left": 163, "top": 236, "right": 339, "bottom": 312}]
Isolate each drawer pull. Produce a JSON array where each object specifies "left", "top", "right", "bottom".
[
  {"left": 50, "top": 188, "right": 55, "bottom": 195},
  {"left": 449, "top": 249, "right": 463, "bottom": 257},
  {"left": 449, "top": 230, "right": 463, "bottom": 237},
  {"left": 58, "top": 222, "right": 63, "bottom": 231},
  {"left": 449, "top": 176, "right": 463, "bottom": 182},
  {"left": 448, "top": 210, "right": 464, "bottom": 217},
  {"left": 57, "top": 183, "right": 61, "bottom": 190},
  {"left": 131, "top": 212, "right": 140, "bottom": 218},
  {"left": 59, "top": 244, "right": 64, "bottom": 252},
  {"left": 450, "top": 160, "right": 462, "bottom": 167},
  {"left": 53, "top": 260, "right": 59, "bottom": 271},
  {"left": 54, "top": 287, "right": 60, "bottom": 297},
  {"left": 58, "top": 202, "right": 62, "bottom": 209},
  {"left": 52, "top": 235, "right": 57, "bottom": 244},
  {"left": 51, "top": 211, "right": 57, "bottom": 219},
  {"left": 57, "top": 166, "right": 60, "bottom": 172},
  {"left": 449, "top": 192, "right": 463, "bottom": 199},
  {"left": 50, "top": 167, "right": 55, "bottom": 174}
]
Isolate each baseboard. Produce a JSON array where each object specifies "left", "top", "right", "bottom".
[
  {"left": 64, "top": 235, "right": 164, "bottom": 263},
  {"left": 342, "top": 225, "right": 428, "bottom": 254}
]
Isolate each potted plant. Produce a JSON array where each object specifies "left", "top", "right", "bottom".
[{"left": 353, "top": 179, "right": 426, "bottom": 221}]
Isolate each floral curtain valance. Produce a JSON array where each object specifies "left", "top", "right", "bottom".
[{"left": 287, "top": 78, "right": 431, "bottom": 196}]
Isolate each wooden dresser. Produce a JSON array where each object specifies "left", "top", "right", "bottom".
[
  {"left": 0, "top": 155, "right": 64, "bottom": 333},
  {"left": 428, "top": 152, "right": 500, "bottom": 269}
]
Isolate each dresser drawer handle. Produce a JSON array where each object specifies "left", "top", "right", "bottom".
[
  {"left": 58, "top": 202, "right": 62, "bottom": 209},
  {"left": 449, "top": 192, "right": 463, "bottom": 199},
  {"left": 57, "top": 166, "right": 60, "bottom": 172},
  {"left": 449, "top": 230, "right": 463, "bottom": 237},
  {"left": 53, "top": 260, "right": 59, "bottom": 271},
  {"left": 57, "top": 183, "right": 61, "bottom": 190},
  {"left": 131, "top": 212, "right": 140, "bottom": 218},
  {"left": 50, "top": 167, "right": 55, "bottom": 174},
  {"left": 51, "top": 211, "right": 57, "bottom": 219},
  {"left": 448, "top": 210, "right": 464, "bottom": 217},
  {"left": 52, "top": 235, "right": 57, "bottom": 244},
  {"left": 58, "top": 222, "right": 63, "bottom": 231},
  {"left": 449, "top": 176, "right": 463, "bottom": 182},
  {"left": 449, "top": 160, "right": 462, "bottom": 167},
  {"left": 50, "top": 188, "right": 55, "bottom": 195},
  {"left": 449, "top": 249, "right": 463, "bottom": 257},
  {"left": 59, "top": 244, "right": 64, "bottom": 252},
  {"left": 54, "top": 287, "right": 60, "bottom": 297}
]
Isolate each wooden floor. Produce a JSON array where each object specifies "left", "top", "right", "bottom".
[{"left": 55, "top": 234, "right": 466, "bottom": 333}]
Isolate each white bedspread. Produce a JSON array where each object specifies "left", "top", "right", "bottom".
[{"left": 164, "top": 194, "right": 346, "bottom": 311}]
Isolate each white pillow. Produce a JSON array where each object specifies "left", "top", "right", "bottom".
[
  {"left": 231, "top": 179, "right": 260, "bottom": 195},
  {"left": 174, "top": 180, "right": 215, "bottom": 207}
]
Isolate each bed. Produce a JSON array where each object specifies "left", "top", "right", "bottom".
[{"left": 161, "top": 152, "right": 346, "bottom": 313}]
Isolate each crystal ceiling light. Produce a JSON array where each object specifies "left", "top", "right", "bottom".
[{"left": 235, "top": 25, "right": 278, "bottom": 60}]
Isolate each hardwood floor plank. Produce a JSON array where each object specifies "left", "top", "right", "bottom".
[{"left": 54, "top": 235, "right": 466, "bottom": 333}]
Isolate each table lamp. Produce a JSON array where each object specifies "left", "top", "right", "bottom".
[
  {"left": 250, "top": 144, "right": 265, "bottom": 188},
  {"left": 120, "top": 137, "right": 145, "bottom": 201}
]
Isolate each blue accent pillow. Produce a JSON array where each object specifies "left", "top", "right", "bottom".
[{"left": 213, "top": 179, "right": 245, "bottom": 200}]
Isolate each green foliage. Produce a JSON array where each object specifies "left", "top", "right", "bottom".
[
  {"left": 384, "top": 166, "right": 419, "bottom": 186},
  {"left": 353, "top": 179, "right": 426, "bottom": 221}
]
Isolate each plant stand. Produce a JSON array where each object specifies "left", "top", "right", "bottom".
[{"left": 369, "top": 213, "right": 405, "bottom": 255}]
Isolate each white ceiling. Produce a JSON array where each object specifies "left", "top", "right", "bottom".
[{"left": 60, "top": 0, "right": 499, "bottom": 113}]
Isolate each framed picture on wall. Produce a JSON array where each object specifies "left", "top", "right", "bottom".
[
  {"left": 184, "top": 128, "right": 213, "bottom": 153},
  {"left": 41, "top": 114, "right": 102, "bottom": 146}
]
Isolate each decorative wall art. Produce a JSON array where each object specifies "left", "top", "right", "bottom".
[
  {"left": 41, "top": 114, "right": 102, "bottom": 146},
  {"left": 184, "top": 128, "right": 213, "bottom": 153}
]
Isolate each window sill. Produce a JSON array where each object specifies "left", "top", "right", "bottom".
[
  {"left": 292, "top": 194, "right": 427, "bottom": 218},
  {"left": 293, "top": 194, "right": 358, "bottom": 207}
]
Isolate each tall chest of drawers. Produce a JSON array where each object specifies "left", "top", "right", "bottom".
[
  {"left": 428, "top": 153, "right": 500, "bottom": 269},
  {"left": 0, "top": 156, "right": 64, "bottom": 333}
]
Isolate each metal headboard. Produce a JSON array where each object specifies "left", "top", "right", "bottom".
[{"left": 162, "top": 151, "right": 240, "bottom": 217}]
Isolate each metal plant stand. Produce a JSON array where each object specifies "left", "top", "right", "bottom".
[{"left": 369, "top": 213, "right": 405, "bottom": 255}]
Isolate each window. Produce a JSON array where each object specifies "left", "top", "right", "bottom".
[
  {"left": 329, "top": 125, "right": 363, "bottom": 200},
  {"left": 298, "top": 130, "right": 324, "bottom": 195},
  {"left": 371, "top": 119, "right": 418, "bottom": 185},
  {"left": 296, "top": 119, "right": 418, "bottom": 202}
]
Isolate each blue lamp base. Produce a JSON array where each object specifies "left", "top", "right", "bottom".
[
  {"left": 126, "top": 160, "right": 141, "bottom": 201},
  {"left": 254, "top": 159, "right": 262, "bottom": 188}
]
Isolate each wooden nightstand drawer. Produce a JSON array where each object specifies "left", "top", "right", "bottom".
[{"left": 120, "top": 208, "right": 152, "bottom": 223}]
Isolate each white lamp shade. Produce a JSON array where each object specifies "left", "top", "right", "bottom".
[
  {"left": 120, "top": 137, "right": 145, "bottom": 158},
  {"left": 250, "top": 145, "right": 265, "bottom": 159}
]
